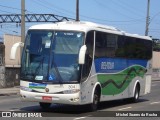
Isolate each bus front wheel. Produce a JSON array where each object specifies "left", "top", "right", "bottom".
[
  {"left": 39, "top": 102, "right": 51, "bottom": 109},
  {"left": 89, "top": 89, "right": 100, "bottom": 111}
]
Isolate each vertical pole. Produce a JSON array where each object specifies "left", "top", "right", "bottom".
[
  {"left": 21, "top": 0, "right": 25, "bottom": 42},
  {"left": 76, "top": 0, "right": 79, "bottom": 21},
  {"left": 145, "top": 0, "right": 150, "bottom": 36}
]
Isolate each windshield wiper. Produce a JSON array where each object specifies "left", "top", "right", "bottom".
[
  {"left": 51, "top": 61, "right": 63, "bottom": 84},
  {"left": 33, "top": 57, "right": 44, "bottom": 79}
]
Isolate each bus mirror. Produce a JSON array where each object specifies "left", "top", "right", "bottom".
[
  {"left": 10, "top": 42, "right": 24, "bottom": 60},
  {"left": 78, "top": 45, "right": 87, "bottom": 64}
]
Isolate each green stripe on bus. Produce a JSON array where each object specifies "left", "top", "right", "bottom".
[{"left": 97, "top": 65, "right": 146, "bottom": 95}]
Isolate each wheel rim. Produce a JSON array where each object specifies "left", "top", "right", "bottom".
[
  {"left": 94, "top": 94, "right": 98, "bottom": 105},
  {"left": 135, "top": 88, "right": 139, "bottom": 100},
  {"left": 92, "top": 92, "right": 99, "bottom": 110}
]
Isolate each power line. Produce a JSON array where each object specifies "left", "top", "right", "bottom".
[
  {"left": 0, "top": 9, "right": 16, "bottom": 14},
  {"left": 112, "top": 0, "right": 145, "bottom": 18},
  {"left": 0, "top": 4, "right": 35, "bottom": 14},
  {"left": 80, "top": 13, "right": 145, "bottom": 23},
  {"left": 93, "top": 0, "right": 136, "bottom": 20},
  {"left": 32, "top": 0, "right": 66, "bottom": 15},
  {"left": 0, "top": 4, "right": 21, "bottom": 11},
  {"left": 38, "top": 0, "right": 75, "bottom": 17}
]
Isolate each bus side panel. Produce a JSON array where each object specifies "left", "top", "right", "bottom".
[
  {"left": 80, "top": 62, "right": 100, "bottom": 105},
  {"left": 93, "top": 58, "right": 150, "bottom": 101},
  {"left": 80, "top": 76, "right": 98, "bottom": 104}
]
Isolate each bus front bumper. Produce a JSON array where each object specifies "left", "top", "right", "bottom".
[{"left": 20, "top": 90, "right": 81, "bottom": 105}]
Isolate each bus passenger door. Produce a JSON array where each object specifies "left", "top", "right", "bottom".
[
  {"left": 80, "top": 31, "right": 94, "bottom": 104},
  {"left": 81, "top": 31, "right": 94, "bottom": 81}
]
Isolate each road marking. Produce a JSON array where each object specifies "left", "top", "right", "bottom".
[
  {"left": 118, "top": 107, "right": 132, "bottom": 111},
  {"left": 9, "top": 108, "right": 19, "bottom": 111},
  {"left": 151, "top": 84, "right": 156, "bottom": 86},
  {"left": 73, "top": 115, "right": 92, "bottom": 120},
  {"left": 9, "top": 110, "right": 16, "bottom": 111},
  {"left": 150, "top": 101, "right": 160, "bottom": 105}
]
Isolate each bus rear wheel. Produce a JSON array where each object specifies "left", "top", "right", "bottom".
[
  {"left": 39, "top": 102, "right": 51, "bottom": 109},
  {"left": 131, "top": 85, "right": 140, "bottom": 103}
]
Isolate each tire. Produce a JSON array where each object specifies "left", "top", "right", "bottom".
[
  {"left": 39, "top": 102, "right": 51, "bottom": 109},
  {"left": 89, "top": 89, "right": 100, "bottom": 111},
  {"left": 131, "top": 85, "right": 140, "bottom": 103}
]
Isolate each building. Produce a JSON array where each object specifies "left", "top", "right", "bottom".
[{"left": 0, "top": 34, "right": 21, "bottom": 88}]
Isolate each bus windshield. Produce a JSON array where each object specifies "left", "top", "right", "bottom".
[{"left": 21, "top": 30, "right": 84, "bottom": 83}]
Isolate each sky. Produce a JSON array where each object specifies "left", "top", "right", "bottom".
[{"left": 0, "top": 0, "right": 160, "bottom": 39}]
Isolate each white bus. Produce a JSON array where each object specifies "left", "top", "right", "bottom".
[{"left": 11, "top": 21, "right": 152, "bottom": 111}]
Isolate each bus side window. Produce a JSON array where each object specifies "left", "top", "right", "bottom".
[
  {"left": 81, "top": 31, "right": 94, "bottom": 80},
  {"left": 95, "top": 32, "right": 106, "bottom": 58}
]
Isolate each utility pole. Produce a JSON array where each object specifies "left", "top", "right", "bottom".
[
  {"left": 145, "top": 0, "right": 150, "bottom": 36},
  {"left": 76, "top": 0, "right": 79, "bottom": 21},
  {"left": 21, "top": 0, "right": 25, "bottom": 43}
]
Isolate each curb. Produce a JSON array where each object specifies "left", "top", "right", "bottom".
[
  {"left": 0, "top": 92, "right": 19, "bottom": 96},
  {"left": 152, "top": 80, "right": 160, "bottom": 82}
]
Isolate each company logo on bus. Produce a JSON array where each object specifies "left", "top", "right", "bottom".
[{"left": 101, "top": 62, "right": 115, "bottom": 70}]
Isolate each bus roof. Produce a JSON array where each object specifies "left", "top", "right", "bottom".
[{"left": 29, "top": 21, "right": 152, "bottom": 40}]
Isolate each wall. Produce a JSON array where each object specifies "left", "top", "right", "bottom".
[
  {"left": 0, "top": 43, "right": 6, "bottom": 88},
  {"left": 152, "top": 52, "right": 160, "bottom": 80}
]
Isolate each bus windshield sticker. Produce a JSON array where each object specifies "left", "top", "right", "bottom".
[
  {"left": 48, "top": 74, "right": 56, "bottom": 81},
  {"left": 47, "top": 32, "right": 52, "bottom": 38},
  {"left": 77, "top": 33, "right": 82, "bottom": 38},
  {"left": 64, "top": 32, "right": 74, "bottom": 36},
  {"left": 45, "top": 40, "right": 51, "bottom": 48},
  {"left": 35, "top": 76, "right": 43, "bottom": 80}
]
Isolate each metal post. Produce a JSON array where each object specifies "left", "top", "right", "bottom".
[
  {"left": 145, "top": 0, "right": 150, "bottom": 36},
  {"left": 76, "top": 0, "right": 79, "bottom": 21},
  {"left": 21, "top": 0, "right": 25, "bottom": 42}
]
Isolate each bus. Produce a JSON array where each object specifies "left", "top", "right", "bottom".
[{"left": 10, "top": 21, "right": 152, "bottom": 111}]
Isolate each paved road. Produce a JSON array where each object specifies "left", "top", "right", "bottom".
[{"left": 0, "top": 81, "right": 160, "bottom": 120}]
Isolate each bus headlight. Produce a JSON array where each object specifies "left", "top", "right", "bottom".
[
  {"left": 63, "top": 89, "right": 80, "bottom": 94},
  {"left": 20, "top": 86, "right": 32, "bottom": 92}
]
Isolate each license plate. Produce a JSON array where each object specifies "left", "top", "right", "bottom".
[{"left": 42, "top": 96, "right": 52, "bottom": 101}]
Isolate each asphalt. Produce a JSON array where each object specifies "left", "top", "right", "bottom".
[{"left": 0, "top": 79, "right": 159, "bottom": 96}]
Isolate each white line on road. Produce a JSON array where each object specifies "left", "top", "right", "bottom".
[
  {"left": 150, "top": 101, "right": 160, "bottom": 105},
  {"left": 73, "top": 115, "right": 92, "bottom": 120},
  {"left": 118, "top": 107, "right": 132, "bottom": 111},
  {"left": 9, "top": 110, "right": 16, "bottom": 111}
]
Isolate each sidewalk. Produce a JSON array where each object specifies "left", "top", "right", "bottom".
[{"left": 0, "top": 86, "right": 20, "bottom": 96}]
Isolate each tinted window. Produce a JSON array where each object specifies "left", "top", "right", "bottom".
[
  {"left": 95, "top": 32, "right": 117, "bottom": 58},
  {"left": 94, "top": 31, "right": 152, "bottom": 60},
  {"left": 117, "top": 36, "right": 152, "bottom": 59}
]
